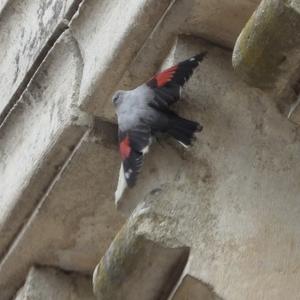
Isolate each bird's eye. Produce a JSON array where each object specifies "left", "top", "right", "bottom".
[{"left": 112, "top": 95, "right": 119, "bottom": 104}]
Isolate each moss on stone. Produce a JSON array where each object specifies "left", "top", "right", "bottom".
[
  {"left": 93, "top": 217, "right": 154, "bottom": 299},
  {"left": 93, "top": 211, "right": 189, "bottom": 300},
  {"left": 232, "top": 0, "right": 300, "bottom": 88}
]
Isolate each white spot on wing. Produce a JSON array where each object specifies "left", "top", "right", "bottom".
[
  {"left": 125, "top": 168, "right": 133, "bottom": 179},
  {"left": 115, "top": 164, "right": 127, "bottom": 205},
  {"left": 142, "top": 145, "right": 150, "bottom": 154}
]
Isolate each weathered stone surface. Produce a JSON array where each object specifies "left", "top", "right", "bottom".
[
  {"left": 93, "top": 209, "right": 190, "bottom": 300},
  {"left": 0, "top": 0, "right": 257, "bottom": 121},
  {"left": 2, "top": 1, "right": 300, "bottom": 299},
  {"left": 14, "top": 266, "right": 95, "bottom": 300},
  {"left": 171, "top": 275, "right": 222, "bottom": 300},
  {"left": 232, "top": 0, "right": 300, "bottom": 89},
  {"left": 0, "top": 0, "right": 83, "bottom": 120},
  {"left": 116, "top": 36, "right": 300, "bottom": 299},
  {"left": 0, "top": 30, "right": 90, "bottom": 260},
  {"left": 0, "top": 121, "right": 123, "bottom": 300}
]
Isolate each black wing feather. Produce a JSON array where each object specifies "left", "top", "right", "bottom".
[
  {"left": 119, "top": 125, "right": 151, "bottom": 187},
  {"left": 147, "top": 52, "right": 207, "bottom": 108}
]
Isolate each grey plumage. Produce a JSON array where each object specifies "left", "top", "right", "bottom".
[{"left": 113, "top": 52, "right": 207, "bottom": 203}]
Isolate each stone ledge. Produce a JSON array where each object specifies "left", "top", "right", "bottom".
[{"left": 93, "top": 209, "right": 190, "bottom": 300}]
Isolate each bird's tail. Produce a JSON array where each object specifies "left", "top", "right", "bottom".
[{"left": 167, "top": 114, "right": 203, "bottom": 147}]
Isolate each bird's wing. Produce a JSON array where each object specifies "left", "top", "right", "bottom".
[
  {"left": 118, "top": 124, "right": 151, "bottom": 187},
  {"left": 146, "top": 52, "right": 207, "bottom": 109}
]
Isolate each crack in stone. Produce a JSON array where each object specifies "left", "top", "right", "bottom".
[{"left": 0, "top": 0, "right": 86, "bottom": 126}]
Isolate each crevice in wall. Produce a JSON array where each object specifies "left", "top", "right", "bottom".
[{"left": 65, "top": 0, "right": 85, "bottom": 21}]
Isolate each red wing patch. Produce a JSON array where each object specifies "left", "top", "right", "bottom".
[
  {"left": 119, "top": 135, "right": 131, "bottom": 160},
  {"left": 154, "top": 65, "right": 178, "bottom": 87}
]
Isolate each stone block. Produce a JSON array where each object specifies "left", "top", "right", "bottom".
[
  {"left": 0, "top": 0, "right": 82, "bottom": 120},
  {"left": 232, "top": 0, "right": 300, "bottom": 89},
  {"left": 0, "top": 120, "right": 123, "bottom": 300},
  {"left": 13, "top": 266, "right": 95, "bottom": 300},
  {"left": 93, "top": 209, "right": 190, "bottom": 300},
  {"left": 0, "top": 30, "right": 90, "bottom": 262}
]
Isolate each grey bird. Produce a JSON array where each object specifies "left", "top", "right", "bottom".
[{"left": 113, "top": 52, "right": 207, "bottom": 203}]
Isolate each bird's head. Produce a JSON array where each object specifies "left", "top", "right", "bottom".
[{"left": 112, "top": 90, "right": 126, "bottom": 107}]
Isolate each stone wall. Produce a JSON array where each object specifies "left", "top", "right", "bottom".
[{"left": 1, "top": 0, "right": 300, "bottom": 299}]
